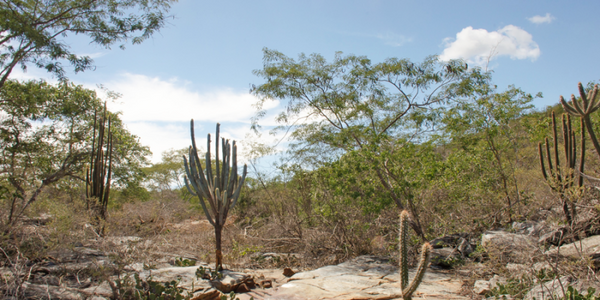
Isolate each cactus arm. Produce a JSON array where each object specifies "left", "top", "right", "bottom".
[
  {"left": 230, "top": 165, "right": 248, "bottom": 210},
  {"left": 403, "top": 243, "right": 432, "bottom": 299},
  {"left": 551, "top": 112, "right": 562, "bottom": 183},
  {"left": 570, "top": 94, "right": 586, "bottom": 115},
  {"left": 579, "top": 118, "right": 586, "bottom": 187},
  {"left": 538, "top": 143, "right": 549, "bottom": 181},
  {"left": 215, "top": 124, "right": 221, "bottom": 190},
  {"left": 188, "top": 147, "right": 218, "bottom": 215},
  {"left": 399, "top": 211, "right": 409, "bottom": 290},
  {"left": 184, "top": 158, "right": 216, "bottom": 226},
  {"left": 219, "top": 188, "right": 229, "bottom": 225},
  {"left": 205, "top": 135, "right": 213, "bottom": 189},
  {"left": 183, "top": 176, "right": 197, "bottom": 197},
  {"left": 562, "top": 115, "right": 570, "bottom": 170},
  {"left": 579, "top": 82, "right": 590, "bottom": 109},
  {"left": 560, "top": 97, "right": 580, "bottom": 116},
  {"left": 587, "top": 85, "right": 599, "bottom": 113},
  {"left": 228, "top": 142, "right": 238, "bottom": 196}
]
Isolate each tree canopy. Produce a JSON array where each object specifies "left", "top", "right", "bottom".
[
  {"left": 0, "top": 0, "right": 176, "bottom": 88},
  {"left": 251, "top": 48, "right": 490, "bottom": 238},
  {"left": 0, "top": 79, "right": 149, "bottom": 225}
]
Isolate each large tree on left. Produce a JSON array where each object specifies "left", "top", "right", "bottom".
[
  {"left": 0, "top": 0, "right": 176, "bottom": 89},
  {"left": 0, "top": 79, "right": 149, "bottom": 227}
]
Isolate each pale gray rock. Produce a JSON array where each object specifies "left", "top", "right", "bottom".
[
  {"left": 81, "top": 281, "right": 113, "bottom": 298},
  {"left": 482, "top": 231, "right": 536, "bottom": 252},
  {"left": 489, "top": 275, "right": 507, "bottom": 290},
  {"left": 22, "top": 282, "right": 84, "bottom": 300},
  {"left": 138, "top": 265, "right": 212, "bottom": 291},
  {"left": 523, "top": 276, "right": 574, "bottom": 300},
  {"left": 545, "top": 234, "right": 600, "bottom": 259},
  {"left": 474, "top": 280, "right": 491, "bottom": 295},
  {"left": 267, "top": 255, "right": 467, "bottom": 300}
]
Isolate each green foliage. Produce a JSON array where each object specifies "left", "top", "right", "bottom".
[
  {"left": 195, "top": 266, "right": 223, "bottom": 280},
  {"left": 174, "top": 257, "right": 196, "bottom": 267},
  {"left": 0, "top": 79, "right": 149, "bottom": 226},
  {"left": 251, "top": 48, "right": 490, "bottom": 238},
  {"left": 0, "top": 0, "right": 176, "bottom": 88},
  {"left": 114, "top": 273, "right": 193, "bottom": 300},
  {"left": 560, "top": 286, "right": 600, "bottom": 300},
  {"left": 441, "top": 84, "right": 539, "bottom": 222}
]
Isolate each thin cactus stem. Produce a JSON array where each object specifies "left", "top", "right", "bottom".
[
  {"left": 538, "top": 110, "right": 583, "bottom": 224},
  {"left": 398, "top": 210, "right": 431, "bottom": 300},
  {"left": 86, "top": 102, "right": 113, "bottom": 234}
]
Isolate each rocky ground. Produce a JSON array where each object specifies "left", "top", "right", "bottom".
[{"left": 2, "top": 219, "right": 600, "bottom": 299}]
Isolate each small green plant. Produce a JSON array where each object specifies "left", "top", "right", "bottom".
[
  {"left": 113, "top": 273, "right": 193, "bottom": 300},
  {"left": 195, "top": 266, "right": 224, "bottom": 280},
  {"left": 398, "top": 210, "right": 432, "bottom": 300},
  {"left": 175, "top": 257, "right": 196, "bottom": 267},
  {"left": 562, "top": 286, "right": 600, "bottom": 300},
  {"left": 487, "top": 276, "right": 531, "bottom": 299},
  {"left": 532, "top": 286, "right": 600, "bottom": 300},
  {"left": 221, "top": 291, "right": 253, "bottom": 300}
]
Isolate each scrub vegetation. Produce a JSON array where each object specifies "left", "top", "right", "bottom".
[{"left": 0, "top": 1, "right": 599, "bottom": 299}]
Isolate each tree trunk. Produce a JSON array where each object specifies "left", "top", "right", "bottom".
[{"left": 214, "top": 223, "right": 223, "bottom": 271}]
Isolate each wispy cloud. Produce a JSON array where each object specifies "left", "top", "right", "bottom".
[
  {"left": 375, "top": 31, "right": 413, "bottom": 47},
  {"left": 439, "top": 25, "right": 540, "bottom": 66},
  {"left": 528, "top": 13, "right": 555, "bottom": 24}
]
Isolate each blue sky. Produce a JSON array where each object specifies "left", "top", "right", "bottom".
[{"left": 11, "top": 0, "right": 600, "bottom": 168}]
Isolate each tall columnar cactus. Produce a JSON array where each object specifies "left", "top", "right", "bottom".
[
  {"left": 560, "top": 82, "right": 599, "bottom": 159},
  {"left": 183, "top": 121, "right": 247, "bottom": 271},
  {"left": 86, "top": 103, "right": 113, "bottom": 227},
  {"left": 538, "top": 111, "right": 584, "bottom": 224},
  {"left": 399, "top": 210, "right": 432, "bottom": 300}
]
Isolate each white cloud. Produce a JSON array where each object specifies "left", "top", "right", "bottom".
[
  {"left": 528, "top": 13, "right": 555, "bottom": 24},
  {"left": 104, "top": 73, "right": 278, "bottom": 123},
  {"left": 439, "top": 25, "right": 540, "bottom": 66},
  {"left": 375, "top": 31, "right": 412, "bottom": 47},
  {"left": 95, "top": 73, "right": 281, "bottom": 163}
]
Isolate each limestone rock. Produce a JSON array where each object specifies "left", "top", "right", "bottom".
[
  {"left": 269, "top": 255, "right": 467, "bottom": 299},
  {"left": 482, "top": 231, "right": 536, "bottom": 252},
  {"left": 474, "top": 280, "right": 491, "bottom": 295},
  {"left": 545, "top": 234, "right": 600, "bottom": 261},
  {"left": 430, "top": 247, "right": 462, "bottom": 268},
  {"left": 524, "top": 276, "right": 574, "bottom": 300},
  {"left": 22, "top": 282, "right": 84, "bottom": 300},
  {"left": 209, "top": 271, "right": 252, "bottom": 293}
]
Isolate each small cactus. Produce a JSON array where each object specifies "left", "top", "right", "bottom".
[{"left": 399, "top": 210, "right": 431, "bottom": 300}]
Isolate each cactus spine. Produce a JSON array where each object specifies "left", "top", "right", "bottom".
[
  {"left": 183, "top": 121, "right": 247, "bottom": 271},
  {"left": 538, "top": 111, "right": 583, "bottom": 224},
  {"left": 399, "top": 210, "right": 431, "bottom": 300}
]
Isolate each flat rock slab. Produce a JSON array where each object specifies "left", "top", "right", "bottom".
[
  {"left": 248, "top": 255, "right": 467, "bottom": 300},
  {"left": 545, "top": 235, "right": 600, "bottom": 258}
]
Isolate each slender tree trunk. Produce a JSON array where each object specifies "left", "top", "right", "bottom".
[{"left": 214, "top": 223, "right": 223, "bottom": 271}]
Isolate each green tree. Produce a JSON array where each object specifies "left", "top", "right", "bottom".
[
  {"left": 0, "top": 0, "right": 176, "bottom": 89},
  {"left": 441, "top": 85, "right": 539, "bottom": 223},
  {"left": 251, "top": 49, "right": 486, "bottom": 239},
  {"left": 0, "top": 79, "right": 148, "bottom": 227}
]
